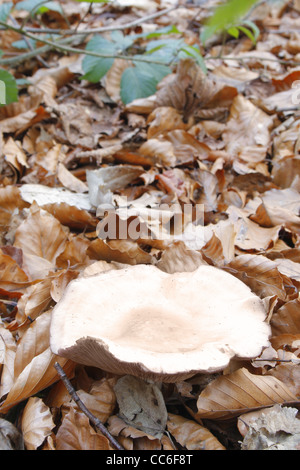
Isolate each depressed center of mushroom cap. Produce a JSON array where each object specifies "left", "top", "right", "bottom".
[{"left": 50, "top": 264, "right": 271, "bottom": 378}]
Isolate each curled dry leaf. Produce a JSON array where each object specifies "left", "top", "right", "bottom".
[
  {"left": 42, "top": 203, "right": 97, "bottom": 231},
  {"left": 19, "top": 184, "right": 93, "bottom": 212},
  {"left": 139, "top": 129, "right": 211, "bottom": 167},
  {"left": 196, "top": 367, "right": 297, "bottom": 420},
  {"left": 147, "top": 106, "right": 193, "bottom": 139},
  {"left": 156, "top": 59, "right": 218, "bottom": 121},
  {"left": 240, "top": 404, "right": 300, "bottom": 450},
  {"left": 3, "top": 137, "right": 29, "bottom": 173},
  {"left": 75, "top": 377, "right": 118, "bottom": 424},
  {"left": 0, "top": 418, "right": 24, "bottom": 450},
  {"left": 104, "top": 59, "right": 130, "bottom": 103},
  {"left": 87, "top": 238, "right": 154, "bottom": 266},
  {"left": 227, "top": 206, "right": 282, "bottom": 252},
  {"left": 0, "top": 249, "right": 29, "bottom": 290},
  {"left": 224, "top": 254, "right": 291, "bottom": 300},
  {"left": 156, "top": 240, "right": 207, "bottom": 274},
  {"left": 266, "top": 364, "right": 300, "bottom": 398},
  {"left": 14, "top": 202, "right": 68, "bottom": 278},
  {"left": 0, "top": 186, "right": 28, "bottom": 231},
  {"left": 57, "top": 163, "right": 89, "bottom": 194},
  {"left": 167, "top": 413, "right": 226, "bottom": 451},
  {"left": 0, "top": 310, "right": 74, "bottom": 413},
  {"left": 0, "top": 326, "right": 16, "bottom": 398},
  {"left": 21, "top": 397, "right": 55, "bottom": 450},
  {"left": 15, "top": 277, "right": 54, "bottom": 325},
  {"left": 50, "top": 270, "right": 79, "bottom": 303},
  {"left": 55, "top": 407, "right": 112, "bottom": 450},
  {"left": 222, "top": 95, "right": 274, "bottom": 163},
  {"left": 271, "top": 299, "right": 300, "bottom": 335}
]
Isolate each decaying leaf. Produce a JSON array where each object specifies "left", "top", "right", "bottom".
[
  {"left": 114, "top": 375, "right": 168, "bottom": 438},
  {"left": 0, "top": 418, "right": 24, "bottom": 450},
  {"left": 240, "top": 405, "right": 300, "bottom": 450}
]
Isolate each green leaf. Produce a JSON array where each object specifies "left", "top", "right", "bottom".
[
  {"left": 237, "top": 25, "right": 256, "bottom": 43},
  {"left": 227, "top": 26, "right": 240, "bottom": 39},
  {"left": 0, "top": 2, "right": 13, "bottom": 22},
  {"left": 0, "top": 69, "right": 18, "bottom": 106},
  {"left": 110, "top": 30, "right": 135, "bottom": 51},
  {"left": 82, "top": 35, "right": 117, "bottom": 82},
  {"left": 82, "top": 56, "right": 114, "bottom": 82},
  {"left": 242, "top": 19, "right": 260, "bottom": 42},
  {"left": 120, "top": 67, "right": 158, "bottom": 105},
  {"left": 201, "top": 0, "right": 259, "bottom": 43},
  {"left": 134, "top": 60, "right": 171, "bottom": 83}
]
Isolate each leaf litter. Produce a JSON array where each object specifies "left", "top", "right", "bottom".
[{"left": 0, "top": 0, "right": 300, "bottom": 451}]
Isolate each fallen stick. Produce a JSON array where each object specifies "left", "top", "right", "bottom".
[{"left": 54, "top": 362, "right": 124, "bottom": 451}]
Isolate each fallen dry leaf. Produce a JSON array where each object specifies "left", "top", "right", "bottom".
[
  {"left": 196, "top": 367, "right": 298, "bottom": 420},
  {"left": 167, "top": 413, "right": 226, "bottom": 450},
  {"left": 55, "top": 407, "right": 112, "bottom": 450},
  {"left": 21, "top": 397, "right": 55, "bottom": 450}
]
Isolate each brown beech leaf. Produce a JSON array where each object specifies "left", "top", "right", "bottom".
[
  {"left": 55, "top": 235, "right": 91, "bottom": 270},
  {"left": 156, "top": 58, "right": 218, "bottom": 121},
  {"left": 14, "top": 202, "right": 68, "bottom": 274},
  {"left": 196, "top": 367, "right": 298, "bottom": 420},
  {"left": 13, "top": 310, "right": 53, "bottom": 377},
  {"left": 21, "top": 397, "right": 55, "bottom": 450},
  {"left": 157, "top": 240, "right": 207, "bottom": 274},
  {"left": 227, "top": 206, "right": 282, "bottom": 252},
  {"left": 42, "top": 203, "right": 97, "bottom": 231},
  {"left": 139, "top": 130, "right": 211, "bottom": 167},
  {"left": 0, "top": 249, "right": 29, "bottom": 289},
  {"left": 0, "top": 326, "right": 16, "bottom": 398},
  {"left": 50, "top": 270, "right": 79, "bottom": 303},
  {"left": 15, "top": 277, "right": 54, "bottom": 325},
  {"left": 266, "top": 364, "right": 300, "bottom": 398},
  {"left": 147, "top": 106, "right": 193, "bottom": 139},
  {"left": 222, "top": 95, "right": 274, "bottom": 163},
  {"left": 75, "top": 377, "right": 118, "bottom": 425},
  {"left": 57, "top": 163, "right": 88, "bottom": 193},
  {"left": 55, "top": 407, "right": 112, "bottom": 450},
  {"left": 0, "top": 310, "right": 74, "bottom": 413},
  {"left": 0, "top": 348, "right": 73, "bottom": 413},
  {"left": 271, "top": 299, "right": 300, "bottom": 335},
  {"left": 3, "top": 137, "right": 29, "bottom": 172},
  {"left": 167, "top": 413, "right": 225, "bottom": 450},
  {"left": 271, "top": 155, "right": 300, "bottom": 189},
  {"left": 0, "top": 186, "right": 28, "bottom": 232},
  {"left": 224, "top": 254, "right": 291, "bottom": 300},
  {"left": 87, "top": 238, "right": 154, "bottom": 266}
]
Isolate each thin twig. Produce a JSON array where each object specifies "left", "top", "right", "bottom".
[
  {"left": 0, "top": 21, "right": 172, "bottom": 66},
  {"left": 4, "top": 4, "right": 179, "bottom": 36},
  {"left": 0, "top": 34, "right": 86, "bottom": 66},
  {"left": 204, "top": 54, "right": 300, "bottom": 67},
  {"left": 54, "top": 362, "right": 124, "bottom": 451},
  {"left": 9, "top": 14, "right": 50, "bottom": 68}
]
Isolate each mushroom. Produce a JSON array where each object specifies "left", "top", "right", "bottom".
[{"left": 50, "top": 264, "right": 271, "bottom": 382}]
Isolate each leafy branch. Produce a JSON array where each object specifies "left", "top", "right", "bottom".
[{"left": 1, "top": 0, "right": 299, "bottom": 107}]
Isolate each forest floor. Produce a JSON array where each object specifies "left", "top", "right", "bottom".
[{"left": 0, "top": 0, "right": 300, "bottom": 451}]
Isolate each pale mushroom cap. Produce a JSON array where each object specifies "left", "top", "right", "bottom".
[{"left": 50, "top": 264, "right": 271, "bottom": 382}]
